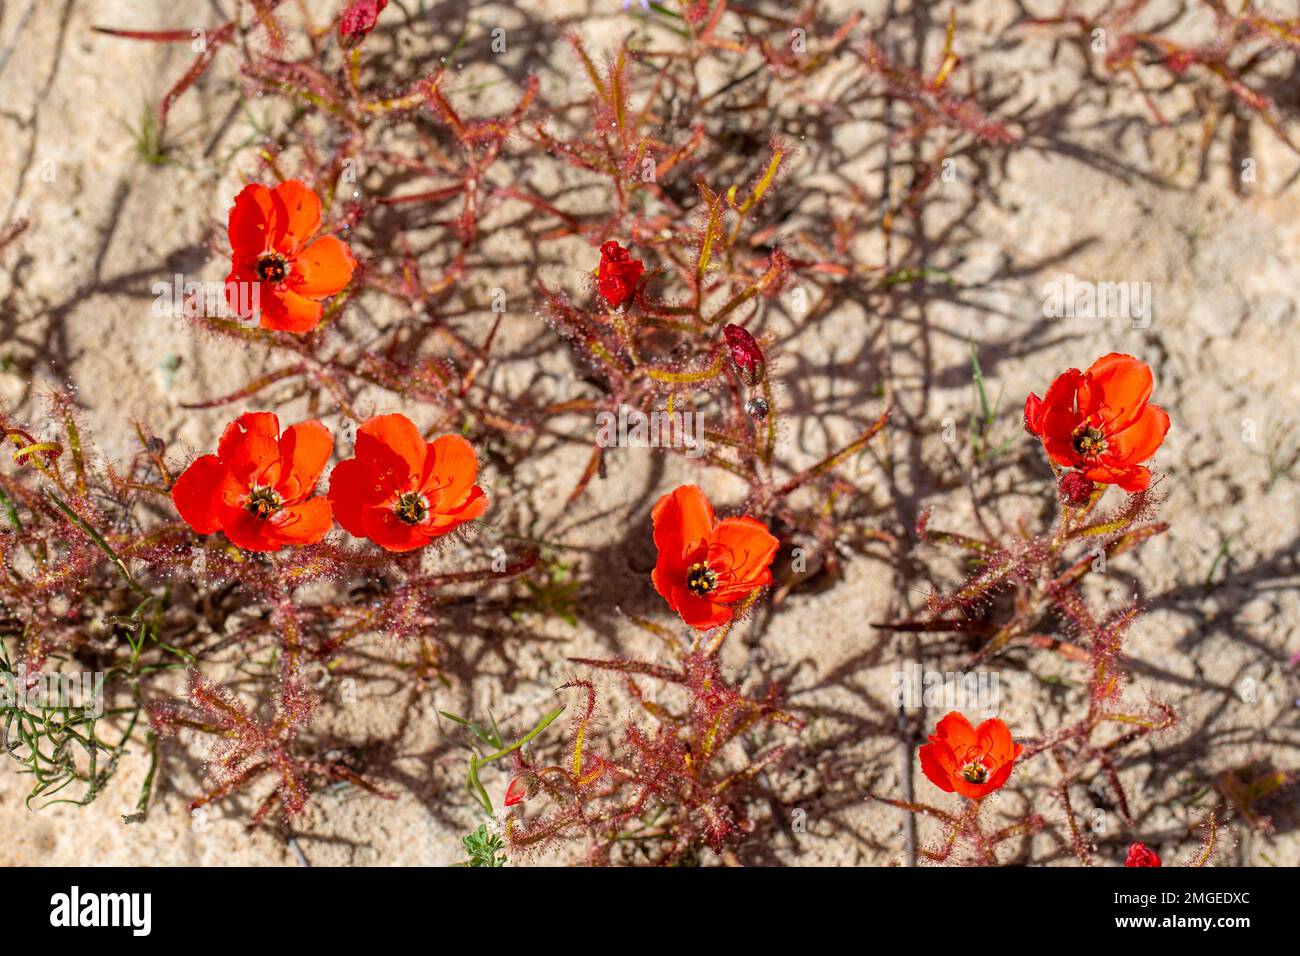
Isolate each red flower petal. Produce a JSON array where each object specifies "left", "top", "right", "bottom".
[
  {"left": 228, "top": 184, "right": 280, "bottom": 259},
  {"left": 707, "top": 516, "right": 777, "bottom": 602},
  {"left": 1038, "top": 367, "right": 1085, "bottom": 467},
  {"left": 425, "top": 484, "right": 489, "bottom": 535},
  {"left": 933, "top": 711, "right": 978, "bottom": 753},
  {"left": 361, "top": 504, "right": 429, "bottom": 553},
  {"left": 420, "top": 433, "right": 482, "bottom": 511},
  {"left": 275, "top": 420, "right": 333, "bottom": 502},
  {"left": 267, "top": 497, "right": 334, "bottom": 547},
  {"left": 1023, "top": 391, "right": 1044, "bottom": 435},
  {"left": 652, "top": 577, "right": 733, "bottom": 629},
  {"left": 919, "top": 738, "right": 958, "bottom": 793},
  {"left": 357, "top": 414, "right": 426, "bottom": 483},
  {"left": 976, "top": 756, "right": 1018, "bottom": 798},
  {"left": 1107, "top": 403, "right": 1170, "bottom": 466},
  {"left": 1079, "top": 352, "right": 1153, "bottom": 433},
  {"left": 289, "top": 235, "right": 356, "bottom": 297},
  {"left": 325, "top": 457, "right": 371, "bottom": 538},
  {"left": 1112, "top": 464, "right": 1153, "bottom": 493},
  {"left": 217, "top": 412, "right": 281, "bottom": 484},
  {"left": 219, "top": 506, "right": 284, "bottom": 552},
  {"left": 975, "top": 717, "right": 1018, "bottom": 765},
  {"left": 258, "top": 288, "right": 325, "bottom": 333},
  {"left": 650, "top": 485, "right": 715, "bottom": 565},
  {"left": 270, "top": 180, "right": 322, "bottom": 256},
  {"left": 170, "top": 454, "right": 227, "bottom": 534}
]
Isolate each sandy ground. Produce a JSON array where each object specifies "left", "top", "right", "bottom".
[{"left": 0, "top": 0, "right": 1297, "bottom": 865}]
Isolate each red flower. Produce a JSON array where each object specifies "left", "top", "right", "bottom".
[
  {"left": 1125, "top": 842, "right": 1161, "bottom": 867},
  {"left": 226, "top": 180, "right": 357, "bottom": 334},
  {"left": 918, "top": 712, "right": 1023, "bottom": 800},
  {"left": 723, "top": 323, "right": 764, "bottom": 384},
  {"left": 596, "top": 240, "right": 644, "bottom": 309},
  {"left": 650, "top": 485, "right": 779, "bottom": 630},
  {"left": 171, "top": 412, "right": 334, "bottom": 552},
  {"left": 327, "top": 414, "right": 488, "bottom": 552},
  {"left": 339, "top": 0, "right": 388, "bottom": 47},
  {"left": 1024, "top": 353, "right": 1170, "bottom": 493}
]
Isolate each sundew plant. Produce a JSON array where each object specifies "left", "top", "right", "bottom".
[{"left": 0, "top": 0, "right": 1295, "bottom": 869}]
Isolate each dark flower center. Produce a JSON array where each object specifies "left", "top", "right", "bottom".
[
  {"left": 960, "top": 762, "right": 989, "bottom": 785},
  {"left": 255, "top": 253, "right": 289, "bottom": 284},
  {"left": 394, "top": 491, "right": 429, "bottom": 525},
  {"left": 1072, "top": 425, "right": 1107, "bottom": 458},
  {"left": 685, "top": 562, "right": 718, "bottom": 597},
  {"left": 246, "top": 485, "right": 282, "bottom": 519}
]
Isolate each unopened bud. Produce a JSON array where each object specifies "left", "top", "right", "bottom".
[
  {"left": 339, "top": 0, "right": 388, "bottom": 48},
  {"left": 1058, "top": 471, "right": 1095, "bottom": 505},
  {"left": 723, "top": 323, "right": 764, "bottom": 384},
  {"left": 505, "top": 776, "right": 530, "bottom": 807}
]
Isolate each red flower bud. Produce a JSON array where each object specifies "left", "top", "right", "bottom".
[
  {"left": 504, "top": 776, "right": 529, "bottom": 807},
  {"left": 1164, "top": 50, "right": 1196, "bottom": 75},
  {"left": 1058, "top": 470, "right": 1095, "bottom": 505},
  {"left": 686, "top": 1, "right": 714, "bottom": 26},
  {"left": 339, "top": 0, "right": 388, "bottom": 48},
  {"left": 1124, "top": 842, "right": 1161, "bottom": 867},
  {"left": 723, "top": 323, "right": 764, "bottom": 384},
  {"left": 597, "top": 240, "right": 644, "bottom": 309}
]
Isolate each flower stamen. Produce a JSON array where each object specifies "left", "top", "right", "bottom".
[
  {"left": 394, "top": 491, "right": 430, "bottom": 525},
  {"left": 685, "top": 562, "right": 718, "bottom": 597},
  {"left": 255, "top": 253, "right": 290, "bottom": 284},
  {"left": 1072, "top": 424, "right": 1107, "bottom": 458},
  {"left": 245, "top": 485, "right": 282, "bottom": 519}
]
